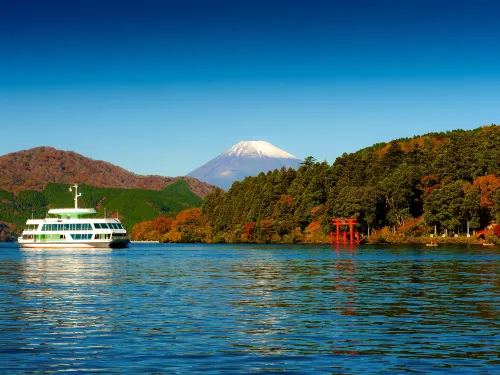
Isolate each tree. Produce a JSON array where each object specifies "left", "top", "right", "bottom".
[
  {"left": 379, "top": 164, "right": 420, "bottom": 227},
  {"left": 301, "top": 156, "right": 317, "bottom": 167},
  {"left": 424, "top": 181, "right": 480, "bottom": 234}
]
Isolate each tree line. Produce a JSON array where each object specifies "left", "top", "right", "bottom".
[{"left": 164, "top": 125, "right": 500, "bottom": 244}]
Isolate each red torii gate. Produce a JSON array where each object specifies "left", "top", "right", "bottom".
[{"left": 330, "top": 218, "right": 360, "bottom": 245}]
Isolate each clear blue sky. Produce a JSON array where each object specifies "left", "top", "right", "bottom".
[{"left": 1, "top": 0, "right": 499, "bottom": 176}]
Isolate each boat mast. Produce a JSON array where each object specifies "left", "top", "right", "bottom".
[{"left": 69, "top": 184, "right": 82, "bottom": 209}]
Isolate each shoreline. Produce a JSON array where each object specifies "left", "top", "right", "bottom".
[{"left": 2, "top": 236, "right": 496, "bottom": 247}]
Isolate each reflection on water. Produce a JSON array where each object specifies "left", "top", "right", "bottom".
[
  {"left": 0, "top": 244, "right": 499, "bottom": 374},
  {"left": 20, "top": 248, "right": 113, "bottom": 327}
]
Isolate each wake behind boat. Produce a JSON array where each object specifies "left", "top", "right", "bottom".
[{"left": 18, "top": 184, "right": 129, "bottom": 249}]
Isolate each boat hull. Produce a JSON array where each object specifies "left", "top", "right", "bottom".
[{"left": 18, "top": 239, "right": 130, "bottom": 249}]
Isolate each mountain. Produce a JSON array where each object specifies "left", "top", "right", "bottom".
[
  {"left": 0, "top": 146, "right": 218, "bottom": 239},
  {"left": 0, "top": 146, "right": 215, "bottom": 197},
  {"left": 187, "top": 141, "right": 302, "bottom": 190}
]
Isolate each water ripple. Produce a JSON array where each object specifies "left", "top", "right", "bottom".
[{"left": 0, "top": 244, "right": 499, "bottom": 374}]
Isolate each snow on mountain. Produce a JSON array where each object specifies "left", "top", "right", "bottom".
[
  {"left": 224, "top": 141, "right": 298, "bottom": 159},
  {"left": 187, "top": 141, "right": 302, "bottom": 190}
]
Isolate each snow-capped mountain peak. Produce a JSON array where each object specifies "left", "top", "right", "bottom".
[
  {"left": 187, "top": 141, "right": 302, "bottom": 190},
  {"left": 223, "top": 141, "right": 298, "bottom": 159}
]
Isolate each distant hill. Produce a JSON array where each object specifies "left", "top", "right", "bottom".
[
  {"left": 0, "top": 146, "right": 215, "bottom": 197},
  {"left": 0, "top": 180, "right": 203, "bottom": 240},
  {"left": 0, "top": 146, "right": 216, "bottom": 240},
  {"left": 187, "top": 141, "right": 302, "bottom": 190}
]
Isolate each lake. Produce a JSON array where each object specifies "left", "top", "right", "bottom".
[{"left": 0, "top": 243, "right": 499, "bottom": 374}]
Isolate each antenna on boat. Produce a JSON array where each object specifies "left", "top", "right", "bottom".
[{"left": 69, "top": 184, "right": 82, "bottom": 209}]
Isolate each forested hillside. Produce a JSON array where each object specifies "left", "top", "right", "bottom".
[
  {"left": 0, "top": 181, "right": 202, "bottom": 240},
  {"left": 195, "top": 125, "right": 500, "bottom": 243},
  {"left": 0, "top": 146, "right": 215, "bottom": 197}
]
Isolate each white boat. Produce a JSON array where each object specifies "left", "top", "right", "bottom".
[{"left": 18, "top": 184, "right": 130, "bottom": 248}]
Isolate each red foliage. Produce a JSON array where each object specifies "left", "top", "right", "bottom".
[
  {"left": 310, "top": 205, "right": 324, "bottom": 218},
  {"left": 473, "top": 174, "right": 500, "bottom": 208},
  {"left": 374, "top": 136, "right": 445, "bottom": 158},
  {"left": 241, "top": 222, "right": 256, "bottom": 241},
  {"left": 243, "top": 222, "right": 256, "bottom": 235},
  {"left": 306, "top": 221, "right": 321, "bottom": 233},
  {"left": 418, "top": 175, "right": 441, "bottom": 197},
  {"left": 131, "top": 220, "right": 154, "bottom": 240},
  {"left": 259, "top": 217, "right": 274, "bottom": 231},
  {"left": 277, "top": 195, "right": 293, "bottom": 206},
  {"left": 152, "top": 217, "right": 174, "bottom": 233},
  {"left": 176, "top": 208, "right": 201, "bottom": 223}
]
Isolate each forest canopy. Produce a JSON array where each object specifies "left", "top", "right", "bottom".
[{"left": 188, "top": 125, "right": 500, "bottom": 243}]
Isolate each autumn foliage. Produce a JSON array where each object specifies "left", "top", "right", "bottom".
[
  {"left": 132, "top": 208, "right": 210, "bottom": 243},
  {"left": 200, "top": 125, "right": 500, "bottom": 243},
  {"left": 473, "top": 174, "right": 500, "bottom": 208},
  {"left": 0, "top": 146, "right": 214, "bottom": 197},
  {"left": 7, "top": 125, "right": 500, "bottom": 244}
]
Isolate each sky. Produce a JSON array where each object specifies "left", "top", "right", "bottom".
[{"left": 1, "top": 0, "right": 499, "bottom": 176}]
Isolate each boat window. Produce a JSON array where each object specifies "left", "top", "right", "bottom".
[
  {"left": 70, "top": 233, "right": 91, "bottom": 240},
  {"left": 101, "top": 223, "right": 110, "bottom": 229},
  {"left": 76, "top": 224, "right": 82, "bottom": 230},
  {"left": 63, "top": 224, "right": 69, "bottom": 231},
  {"left": 94, "top": 223, "right": 101, "bottom": 229}
]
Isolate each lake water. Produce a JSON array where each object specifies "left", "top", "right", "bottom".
[{"left": 0, "top": 243, "right": 499, "bottom": 374}]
